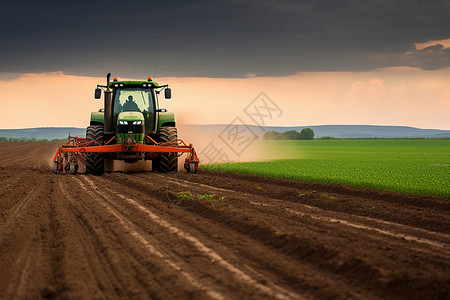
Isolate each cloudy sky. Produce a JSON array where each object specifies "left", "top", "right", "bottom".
[{"left": 1, "top": 0, "right": 449, "bottom": 129}]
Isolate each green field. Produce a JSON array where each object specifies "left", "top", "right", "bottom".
[{"left": 202, "top": 140, "right": 450, "bottom": 198}]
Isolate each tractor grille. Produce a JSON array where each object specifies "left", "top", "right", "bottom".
[{"left": 118, "top": 124, "right": 144, "bottom": 134}]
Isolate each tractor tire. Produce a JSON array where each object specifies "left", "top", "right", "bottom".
[
  {"left": 86, "top": 125, "right": 104, "bottom": 175},
  {"left": 69, "top": 163, "right": 78, "bottom": 175},
  {"left": 189, "top": 163, "right": 196, "bottom": 174},
  {"left": 153, "top": 127, "right": 178, "bottom": 173}
]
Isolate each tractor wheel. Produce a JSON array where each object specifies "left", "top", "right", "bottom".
[
  {"left": 69, "top": 163, "right": 78, "bottom": 175},
  {"left": 153, "top": 127, "right": 178, "bottom": 173},
  {"left": 86, "top": 125, "right": 104, "bottom": 175},
  {"left": 189, "top": 163, "right": 196, "bottom": 174},
  {"left": 53, "top": 162, "right": 58, "bottom": 174}
]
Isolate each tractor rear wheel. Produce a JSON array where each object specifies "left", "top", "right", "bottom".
[
  {"left": 153, "top": 127, "right": 178, "bottom": 173},
  {"left": 86, "top": 125, "right": 104, "bottom": 175}
]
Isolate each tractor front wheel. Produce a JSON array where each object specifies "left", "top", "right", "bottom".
[
  {"left": 153, "top": 127, "right": 178, "bottom": 173},
  {"left": 86, "top": 125, "right": 104, "bottom": 175}
]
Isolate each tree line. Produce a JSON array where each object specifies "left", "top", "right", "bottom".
[{"left": 263, "top": 128, "right": 315, "bottom": 140}]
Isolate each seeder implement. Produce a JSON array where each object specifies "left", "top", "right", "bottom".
[{"left": 53, "top": 135, "right": 199, "bottom": 175}]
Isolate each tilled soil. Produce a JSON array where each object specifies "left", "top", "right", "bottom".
[{"left": 0, "top": 142, "right": 449, "bottom": 300}]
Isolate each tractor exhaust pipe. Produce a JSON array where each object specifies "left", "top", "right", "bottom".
[{"left": 104, "top": 73, "right": 113, "bottom": 134}]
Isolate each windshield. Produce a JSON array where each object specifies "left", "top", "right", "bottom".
[
  {"left": 113, "top": 88, "right": 154, "bottom": 114},
  {"left": 113, "top": 88, "right": 156, "bottom": 132}
]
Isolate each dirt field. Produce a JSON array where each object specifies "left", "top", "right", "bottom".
[{"left": 0, "top": 142, "right": 448, "bottom": 299}]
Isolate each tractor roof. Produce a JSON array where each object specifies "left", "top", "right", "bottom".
[{"left": 109, "top": 80, "right": 160, "bottom": 88}]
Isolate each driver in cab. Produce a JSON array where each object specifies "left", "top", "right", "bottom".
[{"left": 122, "top": 95, "right": 140, "bottom": 112}]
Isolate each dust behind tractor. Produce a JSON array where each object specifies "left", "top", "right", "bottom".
[{"left": 53, "top": 73, "right": 199, "bottom": 175}]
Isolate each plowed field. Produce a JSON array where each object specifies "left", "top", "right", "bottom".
[{"left": 0, "top": 142, "right": 448, "bottom": 299}]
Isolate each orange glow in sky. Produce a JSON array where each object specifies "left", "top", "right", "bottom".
[{"left": 0, "top": 67, "right": 449, "bottom": 130}]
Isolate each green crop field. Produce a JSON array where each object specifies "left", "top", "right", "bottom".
[{"left": 202, "top": 140, "right": 450, "bottom": 198}]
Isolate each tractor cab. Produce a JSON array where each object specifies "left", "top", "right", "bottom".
[
  {"left": 92, "top": 76, "right": 172, "bottom": 142},
  {"left": 112, "top": 87, "right": 153, "bottom": 144},
  {"left": 110, "top": 79, "right": 158, "bottom": 134}
]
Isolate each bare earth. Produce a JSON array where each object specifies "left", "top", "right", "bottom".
[{"left": 0, "top": 142, "right": 449, "bottom": 300}]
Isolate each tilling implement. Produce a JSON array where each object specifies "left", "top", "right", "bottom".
[{"left": 53, "top": 73, "right": 199, "bottom": 175}]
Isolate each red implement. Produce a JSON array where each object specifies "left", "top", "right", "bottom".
[{"left": 53, "top": 135, "right": 199, "bottom": 174}]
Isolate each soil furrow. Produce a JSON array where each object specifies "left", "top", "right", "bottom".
[
  {"left": 73, "top": 175, "right": 225, "bottom": 300},
  {"left": 97, "top": 180, "right": 302, "bottom": 300},
  {"left": 109, "top": 172, "right": 450, "bottom": 299}
]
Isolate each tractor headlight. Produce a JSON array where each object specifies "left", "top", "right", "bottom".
[
  {"left": 119, "top": 120, "right": 128, "bottom": 125},
  {"left": 133, "top": 120, "right": 142, "bottom": 125}
]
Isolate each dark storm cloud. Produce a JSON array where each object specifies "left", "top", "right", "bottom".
[{"left": 1, "top": 0, "right": 449, "bottom": 78}]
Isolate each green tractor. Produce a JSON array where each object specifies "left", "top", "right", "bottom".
[{"left": 84, "top": 73, "right": 183, "bottom": 175}]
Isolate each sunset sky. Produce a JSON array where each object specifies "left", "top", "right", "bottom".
[{"left": 1, "top": 0, "right": 449, "bottom": 129}]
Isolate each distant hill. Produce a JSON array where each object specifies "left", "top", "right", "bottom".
[
  {"left": 262, "top": 125, "right": 450, "bottom": 138},
  {"left": 182, "top": 124, "right": 450, "bottom": 139},
  {"left": 0, "top": 127, "right": 86, "bottom": 140},
  {"left": 0, "top": 125, "right": 449, "bottom": 140}
]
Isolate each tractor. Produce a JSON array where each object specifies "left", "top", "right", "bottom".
[{"left": 53, "top": 73, "right": 199, "bottom": 175}]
